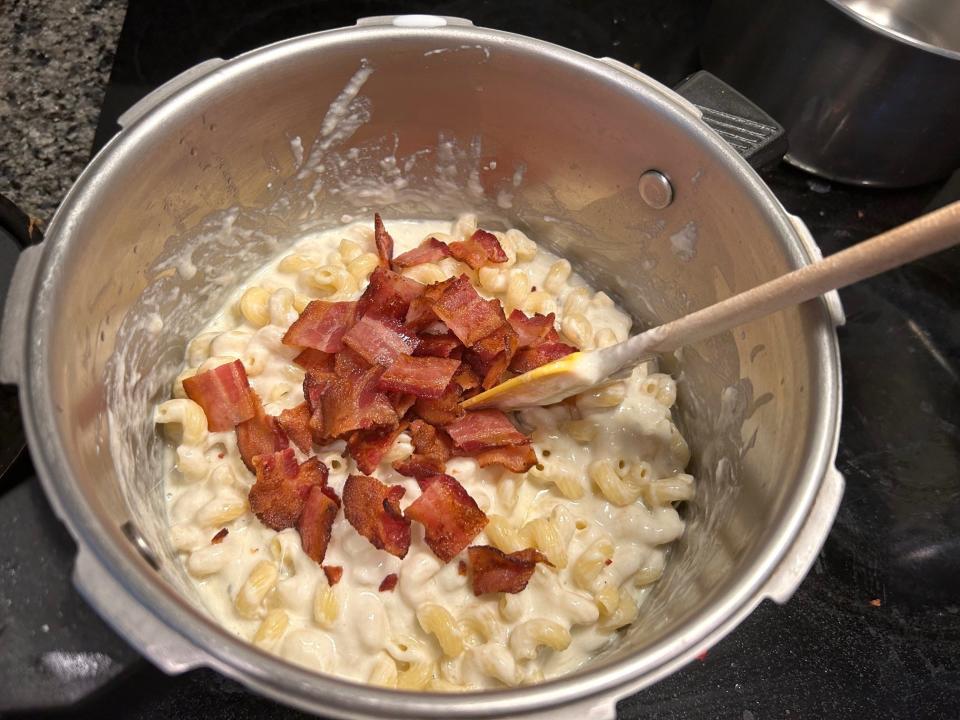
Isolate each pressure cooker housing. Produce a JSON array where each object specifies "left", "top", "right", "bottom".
[{"left": 0, "top": 17, "right": 844, "bottom": 719}]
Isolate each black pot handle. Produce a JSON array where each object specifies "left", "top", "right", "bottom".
[{"left": 674, "top": 70, "right": 788, "bottom": 170}]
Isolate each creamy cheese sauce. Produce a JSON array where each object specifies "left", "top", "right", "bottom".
[{"left": 156, "top": 216, "right": 693, "bottom": 690}]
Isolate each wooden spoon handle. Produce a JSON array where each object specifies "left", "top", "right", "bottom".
[{"left": 641, "top": 200, "right": 960, "bottom": 354}]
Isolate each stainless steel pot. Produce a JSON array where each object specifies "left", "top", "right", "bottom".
[
  {"left": 0, "top": 16, "right": 845, "bottom": 719},
  {"left": 701, "top": 0, "right": 960, "bottom": 187}
]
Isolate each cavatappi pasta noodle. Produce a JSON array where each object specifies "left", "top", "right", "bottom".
[{"left": 157, "top": 216, "right": 693, "bottom": 690}]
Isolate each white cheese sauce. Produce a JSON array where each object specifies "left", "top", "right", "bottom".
[{"left": 157, "top": 215, "right": 693, "bottom": 690}]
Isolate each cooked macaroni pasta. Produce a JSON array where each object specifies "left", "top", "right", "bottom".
[{"left": 159, "top": 216, "right": 693, "bottom": 690}]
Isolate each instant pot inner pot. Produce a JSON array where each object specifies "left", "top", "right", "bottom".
[{"left": 50, "top": 30, "right": 829, "bottom": 681}]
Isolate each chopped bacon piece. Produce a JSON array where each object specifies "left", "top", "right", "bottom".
[
  {"left": 333, "top": 346, "right": 370, "bottom": 379},
  {"left": 378, "top": 355, "right": 462, "bottom": 399},
  {"left": 343, "top": 315, "right": 419, "bottom": 366},
  {"left": 507, "top": 310, "right": 561, "bottom": 347},
  {"left": 453, "top": 365, "right": 480, "bottom": 391},
  {"left": 414, "top": 331, "right": 461, "bottom": 359},
  {"left": 388, "top": 392, "right": 417, "bottom": 418},
  {"left": 211, "top": 528, "right": 228, "bottom": 544},
  {"left": 445, "top": 410, "right": 529, "bottom": 453},
  {"left": 475, "top": 444, "right": 538, "bottom": 473},
  {"left": 378, "top": 573, "right": 399, "bottom": 592},
  {"left": 249, "top": 449, "right": 329, "bottom": 531},
  {"left": 357, "top": 267, "right": 424, "bottom": 322},
  {"left": 458, "top": 560, "right": 467, "bottom": 576},
  {"left": 342, "top": 474, "right": 411, "bottom": 558},
  {"left": 393, "top": 237, "right": 451, "bottom": 268},
  {"left": 294, "top": 348, "right": 336, "bottom": 372},
  {"left": 510, "top": 342, "right": 577, "bottom": 373},
  {"left": 468, "top": 546, "right": 548, "bottom": 595},
  {"left": 393, "top": 420, "right": 452, "bottom": 478},
  {"left": 421, "top": 320, "right": 451, "bottom": 335},
  {"left": 306, "top": 366, "right": 398, "bottom": 441},
  {"left": 448, "top": 229, "right": 508, "bottom": 270},
  {"left": 298, "top": 485, "right": 340, "bottom": 563},
  {"left": 432, "top": 276, "right": 505, "bottom": 346},
  {"left": 405, "top": 277, "right": 455, "bottom": 330},
  {"left": 323, "top": 565, "right": 343, "bottom": 585},
  {"left": 414, "top": 383, "right": 464, "bottom": 425},
  {"left": 374, "top": 213, "right": 394, "bottom": 268},
  {"left": 467, "top": 320, "right": 519, "bottom": 389},
  {"left": 282, "top": 300, "right": 357, "bottom": 352},
  {"left": 278, "top": 402, "right": 313, "bottom": 453},
  {"left": 236, "top": 393, "right": 289, "bottom": 471},
  {"left": 405, "top": 475, "right": 488, "bottom": 562},
  {"left": 302, "top": 370, "right": 335, "bottom": 442},
  {"left": 182, "top": 360, "right": 256, "bottom": 431},
  {"left": 347, "top": 425, "right": 405, "bottom": 475}
]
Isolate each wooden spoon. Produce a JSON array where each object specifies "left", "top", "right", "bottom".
[{"left": 462, "top": 200, "right": 960, "bottom": 411}]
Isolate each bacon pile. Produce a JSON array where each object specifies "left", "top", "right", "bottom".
[{"left": 180, "top": 215, "right": 576, "bottom": 591}]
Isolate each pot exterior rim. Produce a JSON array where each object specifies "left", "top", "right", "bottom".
[{"left": 16, "top": 20, "right": 842, "bottom": 718}]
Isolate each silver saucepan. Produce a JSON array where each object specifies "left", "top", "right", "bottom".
[
  {"left": 0, "top": 16, "right": 845, "bottom": 719},
  {"left": 701, "top": 0, "right": 960, "bottom": 187}
]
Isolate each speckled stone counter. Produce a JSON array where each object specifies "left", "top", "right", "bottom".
[{"left": 0, "top": 0, "right": 126, "bottom": 223}]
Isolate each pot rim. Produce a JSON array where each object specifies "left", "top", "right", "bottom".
[{"left": 20, "top": 21, "right": 841, "bottom": 718}]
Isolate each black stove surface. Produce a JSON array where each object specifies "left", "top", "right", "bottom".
[{"left": 2, "top": 1, "right": 958, "bottom": 718}]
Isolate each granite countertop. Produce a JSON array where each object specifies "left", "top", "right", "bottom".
[{"left": 0, "top": 0, "right": 126, "bottom": 224}]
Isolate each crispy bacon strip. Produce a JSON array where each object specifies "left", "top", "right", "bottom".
[
  {"left": 431, "top": 276, "right": 505, "bottom": 346},
  {"left": 323, "top": 565, "right": 343, "bottom": 585},
  {"left": 293, "top": 348, "right": 336, "bottom": 372},
  {"left": 504, "top": 310, "right": 575, "bottom": 372},
  {"left": 509, "top": 342, "right": 576, "bottom": 373},
  {"left": 282, "top": 300, "right": 357, "bottom": 352},
  {"left": 468, "top": 546, "right": 548, "bottom": 595},
  {"left": 249, "top": 449, "right": 329, "bottom": 531},
  {"left": 467, "top": 320, "right": 519, "bottom": 389},
  {"left": 378, "top": 355, "right": 462, "bottom": 399},
  {"left": 405, "top": 277, "right": 454, "bottom": 331},
  {"left": 297, "top": 485, "right": 340, "bottom": 563},
  {"left": 302, "top": 370, "right": 335, "bottom": 442},
  {"left": 388, "top": 392, "right": 417, "bottom": 418},
  {"left": 333, "top": 346, "right": 370, "bottom": 379},
  {"left": 378, "top": 573, "right": 399, "bottom": 592},
  {"left": 393, "top": 237, "right": 451, "bottom": 268},
  {"left": 392, "top": 419, "right": 452, "bottom": 478},
  {"left": 448, "top": 229, "right": 508, "bottom": 270},
  {"left": 405, "top": 475, "right": 488, "bottom": 562},
  {"left": 357, "top": 267, "right": 424, "bottom": 322},
  {"left": 342, "top": 474, "right": 411, "bottom": 558},
  {"left": 445, "top": 410, "right": 529, "bottom": 453},
  {"left": 474, "top": 444, "right": 538, "bottom": 473},
  {"left": 343, "top": 315, "right": 420, "bottom": 367},
  {"left": 453, "top": 365, "right": 480, "bottom": 392},
  {"left": 414, "top": 383, "right": 464, "bottom": 425},
  {"left": 182, "top": 360, "right": 256, "bottom": 431},
  {"left": 347, "top": 425, "right": 405, "bottom": 475},
  {"left": 236, "top": 393, "right": 289, "bottom": 471},
  {"left": 278, "top": 402, "right": 314, "bottom": 453},
  {"left": 507, "top": 309, "right": 562, "bottom": 347},
  {"left": 374, "top": 213, "right": 394, "bottom": 268},
  {"left": 414, "top": 331, "right": 461, "bottom": 359},
  {"left": 305, "top": 367, "right": 398, "bottom": 441}
]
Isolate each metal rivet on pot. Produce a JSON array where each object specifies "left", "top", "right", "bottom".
[
  {"left": 121, "top": 521, "right": 161, "bottom": 571},
  {"left": 638, "top": 170, "right": 674, "bottom": 209}
]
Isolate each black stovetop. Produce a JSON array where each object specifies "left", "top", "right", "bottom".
[{"left": 2, "top": 1, "right": 959, "bottom": 718}]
